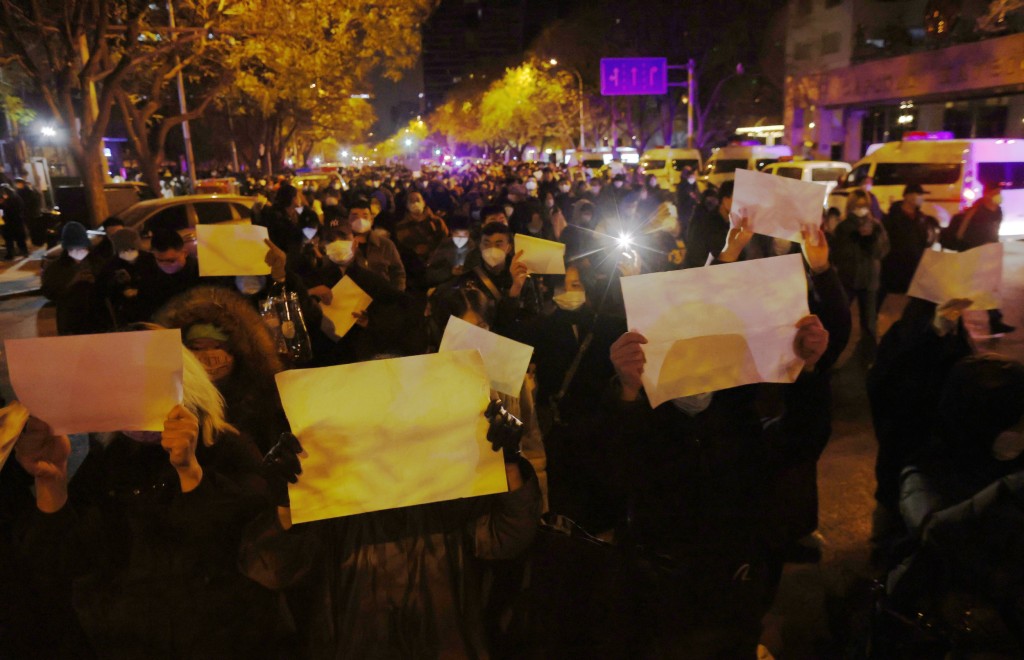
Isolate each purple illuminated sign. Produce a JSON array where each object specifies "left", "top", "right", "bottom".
[{"left": 600, "top": 58, "right": 668, "bottom": 96}]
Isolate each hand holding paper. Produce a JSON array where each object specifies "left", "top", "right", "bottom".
[
  {"left": 731, "top": 169, "right": 826, "bottom": 243},
  {"left": 321, "top": 276, "right": 373, "bottom": 339},
  {"left": 4, "top": 330, "right": 184, "bottom": 435},
  {"left": 620, "top": 253, "right": 810, "bottom": 407},
  {"left": 197, "top": 224, "right": 273, "bottom": 277},
  {"left": 439, "top": 316, "right": 534, "bottom": 397},
  {"left": 514, "top": 234, "right": 566, "bottom": 274},
  {"left": 13, "top": 415, "right": 70, "bottom": 483},
  {"left": 907, "top": 243, "right": 1002, "bottom": 310}
]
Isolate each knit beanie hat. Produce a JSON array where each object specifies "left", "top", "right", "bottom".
[
  {"left": 60, "top": 222, "right": 91, "bottom": 250},
  {"left": 110, "top": 227, "right": 142, "bottom": 254}
]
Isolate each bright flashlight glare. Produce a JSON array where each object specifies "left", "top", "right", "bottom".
[{"left": 617, "top": 233, "right": 634, "bottom": 249}]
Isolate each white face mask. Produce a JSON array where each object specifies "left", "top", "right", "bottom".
[
  {"left": 302, "top": 227, "right": 318, "bottom": 240},
  {"left": 614, "top": 181, "right": 624, "bottom": 188},
  {"left": 350, "top": 218, "right": 372, "bottom": 234},
  {"left": 68, "top": 248, "right": 89, "bottom": 262},
  {"left": 481, "top": 247, "right": 507, "bottom": 269},
  {"left": 325, "top": 240, "right": 355, "bottom": 265},
  {"left": 295, "top": 206, "right": 305, "bottom": 214},
  {"left": 671, "top": 391, "right": 714, "bottom": 416},
  {"left": 852, "top": 207, "right": 870, "bottom": 218},
  {"left": 409, "top": 201, "right": 426, "bottom": 215},
  {"left": 504, "top": 205, "right": 515, "bottom": 218},
  {"left": 119, "top": 250, "right": 139, "bottom": 264},
  {"left": 687, "top": 176, "right": 697, "bottom": 185},
  {"left": 452, "top": 236, "right": 469, "bottom": 249},
  {"left": 235, "top": 275, "right": 266, "bottom": 296},
  {"left": 553, "top": 290, "right": 586, "bottom": 311},
  {"left": 525, "top": 180, "right": 538, "bottom": 191},
  {"left": 559, "top": 184, "right": 571, "bottom": 193}
]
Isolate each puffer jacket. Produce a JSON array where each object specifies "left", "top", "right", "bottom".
[{"left": 889, "top": 470, "right": 1024, "bottom": 647}]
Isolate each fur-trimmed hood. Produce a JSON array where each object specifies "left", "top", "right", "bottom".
[{"left": 154, "top": 285, "right": 283, "bottom": 384}]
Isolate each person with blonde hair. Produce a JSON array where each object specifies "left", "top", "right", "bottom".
[{"left": 13, "top": 340, "right": 281, "bottom": 658}]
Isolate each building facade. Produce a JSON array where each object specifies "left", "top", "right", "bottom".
[
  {"left": 421, "top": 0, "right": 526, "bottom": 113},
  {"left": 785, "top": 0, "right": 1024, "bottom": 162}
]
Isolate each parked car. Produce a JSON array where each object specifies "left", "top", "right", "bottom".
[{"left": 42, "top": 194, "right": 260, "bottom": 271}]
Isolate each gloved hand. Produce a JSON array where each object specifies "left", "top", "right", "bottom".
[
  {"left": 485, "top": 399, "right": 523, "bottom": 463},
  {"left": 262, "top": 432, "right": 304, "bottom": 507}
]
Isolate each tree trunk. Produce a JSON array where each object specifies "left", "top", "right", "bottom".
[{"left": 70, "top": 143, "right": 110, "bottom": 226}]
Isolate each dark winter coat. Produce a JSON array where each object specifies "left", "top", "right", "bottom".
[
  {"left": 881, "top": 202, "right": 939, "bottom": 294},
  {"left": 40, "top": 252, "right": 110, "bottom": 335},
  {"left": 831, "top": 215, "right": 890, "bottom": 291},
  {"left": 682, "top": 205, "right": 730, "bottom": 269},
  {"left": 0, "top": 190, "right": 27, "bottom": 241},
  {"left": 135, "top": 254, "right": 200, "bottom": 322},
  {"left": 867, "top": 299, "right": 974, "bottom": 509},
  {"left": 19, "top": 433, "right": 281, "bottom": 658},
  {"left": 605, "top": 370, "right": 832, "bottom": 561},
  {"left": 241, "top": 461, "right": 542, "bottom": 659},
  {"left": 99, "top": 252, "right": 151, "bottom": 327},
  {"left": 425, "top": 237, "right": 480, "bottom": 288},
  {"left": 941, "top": 202, "right": 1002, "bottom": 252},
  {"left": 889, "top": 470, "right": 1024, "bottom": 648}
]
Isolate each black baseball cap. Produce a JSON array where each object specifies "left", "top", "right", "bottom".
[{"left": 903, "top": 184, "right": 925, "bottom": 195}]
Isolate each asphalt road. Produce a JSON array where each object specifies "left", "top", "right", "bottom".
[{"left": 0, "top": 242, "right": 1022, "bottom": 658}]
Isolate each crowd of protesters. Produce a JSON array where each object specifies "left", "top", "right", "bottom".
[{"left": 0, "top": 158, "right": 1021, "bottom": 658}]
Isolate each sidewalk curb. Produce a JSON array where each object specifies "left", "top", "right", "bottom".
[{"left": 0, "top": 287, "right": 42, "bottom": 301}]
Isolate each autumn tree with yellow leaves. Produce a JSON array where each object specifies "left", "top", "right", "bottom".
[{"left": 0, "top": 0, "right": 434, "bottom": 222}]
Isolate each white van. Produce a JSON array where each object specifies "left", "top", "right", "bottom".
[
  {"left": 640, "top": 148, "right": 703, "bottom": 189},
  {"left": 762, "top": 160, "right": 851, "bottom": 200},
  {"left": 828, "top": 138, "right": 1024, "bottom": 237},
  {"left": 701, "top": 145, "right": 793, "bottom": 190}
]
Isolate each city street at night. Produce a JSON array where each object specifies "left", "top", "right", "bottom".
[{"left": 2, "top": 1, "right": 1024, "bottom": 658}]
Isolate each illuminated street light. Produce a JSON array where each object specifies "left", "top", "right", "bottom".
[
  {"left": 40, "top": 125, "right": 57, "bottom": 137},
  {"left": 405, "top": 139, "right": 413, "bottom": 147},
  {"left": 341, "top": 150, "right": 349, "bottom": 158},
  {"left": 434, "top": 149, "right": 442, "bottom": 155},
  {"left": 549, "top": 58, "right": 558, "bottom": 66},
  {"left": 808, "top": 122, "right": 816, "bottom": 129}
]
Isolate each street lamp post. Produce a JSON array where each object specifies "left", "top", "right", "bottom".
[
  {"left": 549, "top": 59, "right": 585, "bottom": 150},
  {"left": 167, "top": 1, "right": 197, "bottom": 191}
]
